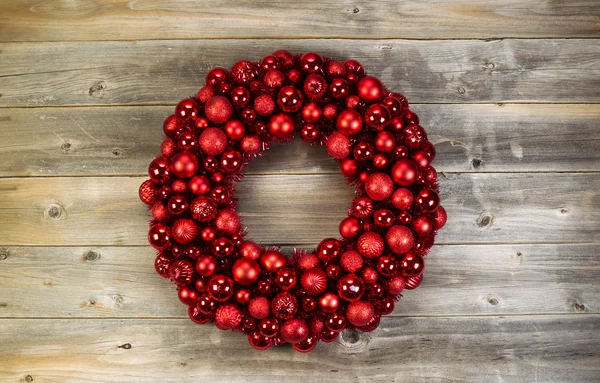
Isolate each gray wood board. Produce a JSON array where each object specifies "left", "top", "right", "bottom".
[
  {"left": 0, "top": 173, "right": 597, "bottom": 246},
  {"left": 1, "top": 316, "right": 599, "bottom": 382},
  {"left": 1, "top": 104, "right": 599, "bottom": 177},
  {"left": 1, "top": 39, "right": 600, "bottom": 106}
]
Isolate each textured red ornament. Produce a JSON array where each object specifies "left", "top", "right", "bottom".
[{"left": 142, "top": 51, "right": 445, "bottom": 352}]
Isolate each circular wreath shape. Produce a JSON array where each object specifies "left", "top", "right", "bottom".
[{"left": 139, "top": 50, "right": 447, "bottom": 352}]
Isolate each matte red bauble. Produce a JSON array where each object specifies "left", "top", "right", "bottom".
[{"left": 142, "top": 51, "right": 445, "bottom": 352}]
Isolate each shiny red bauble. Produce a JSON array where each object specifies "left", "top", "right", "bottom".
[
  {"left": 195, "top": 254, "right": 217, "bottom": 277},
  {"left": 318, "top": 292, "right": 341, "bottom": 314},
  {"left": 148, "top": 223, "right": 171, "bottom": 249},
  {"left": 188, "top": 175, "right": 211, "bottom": 196},
  {"left": 207, "top": 274, "right": 235, "bottom": 302},
  {"left": 365, "top": 104, "right": 391, "bottom": 130},
  {"left": 148, "top": 157, "right": 171, "bottom": 184},
  {"left": 339, "top": 217, "right": 362, "bottom": 239},
  {"left": 415, "top": 188, "right": 441, "bottom": 213},
  {"left": 357, "top": 76, "right": 384, "bottom": 102},
  {"left": 391, "top": 159, "right": 418, "bottom": 186},
  {"left": 316, "top": 238, "right": 342, "bottom": 263},
  {"left": 275, "top": 268, "right": 297, "bottom": 291},
  {"left": 375, "top": 131, "right": 396, "bottom": 153},
  {"left": 277, "top": 86, "right": 304, "bottom": 113},
  {"left": 169, "top": 259, "right": 195, "bottom": 286},
  {"left": 178, "top": 286, "right": 198, "bottom": 305},
  {"left": 171, "top": 151, "right": 198, "bottom": 179},
  {"left": 175, "top": 98, "right": 198, "bottom": 121},
  {"left": 400, "top": 253, "right": 425, "bottom": 277},
  {"left": 260, "top": 250, "right": 287, "bottom": 272},
  {"left": 232, "top": 258, "right": 261, "bottom": 286},
  {"left": 300, "top": 52, "right": 324, "bottom": 73},
  {"left": 281, "top": 318, "right": 309, "bottom": 344},
  {"left": 412, "top": 215, "right": 434, "bottom": 237},
  {"left": 172, "top": 218, "right": 198, "bottom": 244},
  {"left": 268, "top": 113, "right": 295, "bottom": 138},
  {"left": 336, "top": 108, "right": 363, "bottom": 136},
  {"left": 337, "top": 273, "right": 365, "bottom": 302},
  {"left": 377, "top": 255, "right": 398, "bottom": 277},
  {"left": 301, "top": 102, "right": 322, "bottom": 123}
]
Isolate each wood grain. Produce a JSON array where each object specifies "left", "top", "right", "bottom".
[
  {"left": 1, "top": 0, "right": 599, "bottom": 41},
  {"left": 1, "top": 39, "right": 600, "bottom": 106},
  {"left": 0, "top": 244, "right": 597, "bottom": 318},
  {"left": 1, "top": 316, "right": 599, "bottom": 382},
  {"left": 0, "top": 173, "right": 597, "bottom": 246},
  {"left": 1, "top": 104, "right": 599, "bottom": 177}
]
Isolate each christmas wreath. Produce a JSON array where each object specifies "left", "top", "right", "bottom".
[{"left": 139, "top": 50, "right": 446, "bottom": 352}]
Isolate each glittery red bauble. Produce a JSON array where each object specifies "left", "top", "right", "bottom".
[
  {"left": 272, "top": 292, "right": 298, "bottom": 319},
  {"left": 268, "top": 113, "right": 295, "bottom": 138},
  {"left": 281, "top": 318, "right": 309, "bottom": 344},
  {"left": 190, "top": 196, "right": 218, "bottom": 222},
  {"left": 357, "top": 232, "right": 384, "bottom": 259},
  {"left": 199, "top": 127, "right": 228, "bottom": 156},
  {"left": 214, "top": 209, "right": 241, "bottom": 235},
  {"left": 316, "top": 238, "right": 342, "bottom": 263},
  {"left": 172, "top": 218, "right": 198, "bottom": 244},
  {"left": 326, "top": 131, "right": 351, "bottom": 159},
  {"left": 151, "top": 202, "right": 169, "bottom": 221},
  {"left": 391, "top": 159, "right": 418, "bottom": 186},
  {"left": 232, "top": 258, "right": 261, "bottom": 286},
  {"left": 433, "top": 205, "right": 447, "bottom": 230},
  {"left": 415, "top": 188, "right": 440, "bottom": 213},
  {"left": 336, "top": 108, "right": 363, "bottom": 136},
  {"left": 148, "top": 157, "right": 171, "bottom": 185},
  {"left": 277, "top": 86, "right": 304, "bottom": 113},
  {"left": 163, "top": 115, "right": 180, "bottom": 138},
  {"left": 392, "top": 188, "right": 414, "bottom": 210},
  {"left": 161, "top": 138, "right": 177, "bottom": 158},
  {"left": 296, "top": 253, "right": 319, "bottom": 270},
  {"left": 240, "top": 241, "right": 262, "bottom": 260},
  {"left": 300, "top": 268, "right": 327, "bottom": 296},
  {"left": 346, "top": 301, "right": 375, "bottom": 327},
  {"left": 339, "top": 217, "right": 361, "bottom": 239},
  {"left": 240, "top": 135, "right": 262, "bottom": 155},
  {"left": 249, "top": 297, "right": 271, "bottom": 319},
  {"left": 215, "top": 304, "right": 242, "bottom": 330},
  {"left": 325, "top": 60, "right": 346, "bottom": 78},
  {"left": 365, "top": 104, "right": 391, "bottom": 130},
  {"left": 386, "top": 225, "right": 414, "bottom": 254},
  {"left": 340, "top": 250, "right": 363, "bottom": 273},
  {"left": 155, "top": 252, "right": 173, "bottom": 278},
  {"left": 362, "top": 266, "right": 379, "bottom": 285},
  {"left": 139, "top": 180, "right": 157, "bottom": 205},
  {"left": 254, "top": 94, "right": 275, "bottom": 117},
  {"left": 386, "top": 275, "right": 406, "bottom": 295},
  {"left": 148, "top": 223, "right": 171, "bottom": 249},
  {"left": 207, "top": 274, "right": 234, "bottom": 302},
  {"left": 400, "top": 253, "right": 425, "bottom": 278},
  {"left": 169, "top": 259, "right": 195, "bottom": 286},
  {"left": 204, "top": 96, "right": 233, "bottom": 125},
  {"left": 231, "top": 60, "right": 259, "bottom": 85},
  {"left": 357, "top": 76, "right": 384, "bottom": 102},
  {"left": 195, "top": 254, "right": 217, "bottom": 277},
  {"left": 178, "top": 286, "right": 198, "bottom": 305},
  {"left": 365, "top": 173, "right": 394, "bottom": 201},
  {"left": 318, "top": 292, "right": 340, "bottom": 314},
  {"left": 337, "top": 273, "right": 365, "bottom": 302},
  {"left": 260, "top": 250, "right": 287, "bottom": 272}
]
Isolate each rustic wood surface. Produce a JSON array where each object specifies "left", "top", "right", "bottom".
[{"left": 1, "top": 1, "right": 599, "bottom": 382}]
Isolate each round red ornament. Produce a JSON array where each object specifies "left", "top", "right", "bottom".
[{"left": 141, "top": 51, "right": 445, "bottom": 352}]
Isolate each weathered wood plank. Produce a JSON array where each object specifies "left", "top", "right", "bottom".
[
  {"left": 1, "top": 0, "right": 599, "bottom": 41},
  {"left": 0, "top": 244, "right": 597, "bottom": 318},
  {"left": 1, "top": 39, "right": 599, "bottom": 106},
  {"left": 0, "top": 173, "right": 597, "bottom": 246},
  {"left": 1, "top": 316, "right": 599, "bottom": 382},
  {"left": 1, "top": 104, "right": 599, "bottom": 177}
]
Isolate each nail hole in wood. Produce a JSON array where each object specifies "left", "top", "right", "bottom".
[
  {"left": 353, "top": 7, "right": 360, "bottom": 13},
  {"left": 574, "top": 302, "right": 585, "bottom": 312},
  {"left": 118, "top": 343, "right": 132, "bottom": 349},
  {"left": 112, "top": 148, "right": 122, "bottom": 156},
  {"left": 457, "top": 86, "right": 466, "bottom": 94},
  {"left": 484, "top": 62, "right": 495, "bottom": 70},
  {"left": 89, "top": 81, "right": 107, "bottom": 96},
  {"left": 83, "top": 250, "right": 101, "bottom": 262},
  {"left": 61, "top": 142, "right": 71, "bottom": 152},
  {"left": 25, "top": 375, "right": 34, "bottom": 382},
  {"left": 0, "top": 248, "right": 8, "bottom": 261},
  {"left": 331, "top": 369, "right": 339, "bottom": 373},
  {"left": 560, "top": 208, "right": 568, "bottom": 214}
]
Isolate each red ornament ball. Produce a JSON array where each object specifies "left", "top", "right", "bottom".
[
  {"left": 271, "top": 292, "right": 298, "bottom": 319},
  {"left": 339, "top": 217, "right": 361, "bottom": 239},
  {"left": 214, "top": 209, "right": 241, "bottom": 235},
  {"left": 232, "top": 258, "right": 261, "bottom": 286},
  {"left": 190, "top": 196, "right": 218, "bottom": 223},
  {"left": 337, "top": 273, "right": 365, "bottom": 302},
  {"left": 205, "top": 96, "right": 233, "bottom": 124},
  {"left": 386, "top": 225, "right": 415, "bottom": 255},
  {"left": 336, "top": 108, "right": 363, "bottom": 136},
  {"left": 318, "top": 292, "right": 340, "bottom": 314},
  {"left": 248, "top": 297, "right": 271, "bottom": 319},
  {"left": 260, "top": 250, "right": 287, "bottom": 272},
  {"left": 268, "top": 113, "right": 295, "bottom": 138},
  {"left": 316, "top": 238, "right": 342, "bottom": 263},
  {"left": 195, "top": 254, "right": 217, "bottom": 277},
  {"left": 280, "top": 318, "right": 309, "bottom": 344},
  {"left": 172, "top": 218, "right": 198, "bottom": 244},
  {"left": 365, "top": 173, "right": 394, "bottom": 201},
  {"left": 357, "top": 231, "right": 384, "bottom": 259},
  {"left": 207, "top": 274, "right": 235, "bottom": 302},
  {"left": 199, "top": 127, "right": 228, "bottom": 156},
  {"left": 300, "top": 268, "right": 328, "bottom": 296},
  {"left": 326, "top": 131, "right": 351, "bottom": 159},
  {"left": 169, "top": 259, "right": 195, "bottom": 286},
  {"left": 400, "top": 253, "right": 425, "bottom": 278},
  {"left": 215, "top": 304, "right": 242, "bottom": 330},
  {"left": 392, "top": 159, "right": 418, "bottom": 186},
  {"left": 340, "top": 250, "right": 364, "bottom": 273},
  {"left": 148, "top": 223, "right": 171, "bottom": 249},
  {"left": 392, "top": 188, "right": 414, "bottom": 210},
  {"left": 171, "top": 151, "right": 198, "bottom": 179},
  {"left": 357, "top": 76, "right": 384, "bottom": 102},
  {"left": 139, "top": 180, "right": 157, "bottom": 205},
  {"left": 346, "top": 301, "right": 375, "bottom": 327}
]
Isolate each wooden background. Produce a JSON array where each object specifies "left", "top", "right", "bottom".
[{"left": 1, "top": 1, "right": 599, "bottom": 382}]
